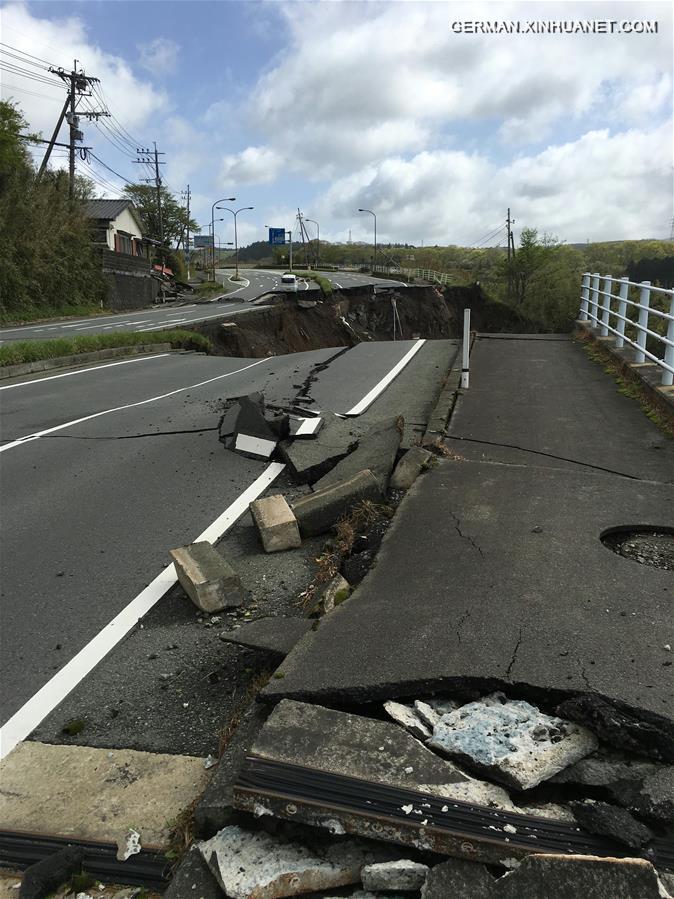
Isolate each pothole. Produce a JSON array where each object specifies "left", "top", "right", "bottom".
[{"left": 600, "top": 526, "right": 674, "bottom": 570}]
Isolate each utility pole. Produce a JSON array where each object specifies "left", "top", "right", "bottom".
[
  {"left": 134, "top": 145, "right": 166, "bottom": 267},
  {"left": 182, "top": 184, "right": 191, "bottom": 279},
  {"left": 47, "top": 61, "right": 107, "bottom": 196},
  {"left": 506, "top": 207, "right": 516, "bottom": 300}
]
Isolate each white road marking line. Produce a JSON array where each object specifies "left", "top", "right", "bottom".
[
  {"left": 0, "top": 358, "right": 269, "bottom": 454},
  {"left": 334, "top": 282, "right": 343, "bottom": 289},
  {"left": 0, "top": 461, "right": 285, "bottom": 760},
  {"left": 344, "top": 340, "right": 427, "bottom": 416},
  {"left": 0, "top": 354, "right": 173, "bottom": 391}
]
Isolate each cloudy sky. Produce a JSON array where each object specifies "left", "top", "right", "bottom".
[{"left": 1, "top": 0, "right": 671, "bottom": 247}]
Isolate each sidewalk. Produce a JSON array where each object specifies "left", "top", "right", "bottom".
[{"left": 264, "top": 335, "right": 674, "bottom": 757}]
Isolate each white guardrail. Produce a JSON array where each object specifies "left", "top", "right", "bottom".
[
  {"left": 579, "top": 272, "right": 674, "bottom": 387},
  {"left": 332, "top": 263, "right": 455, "bottom": 285}
]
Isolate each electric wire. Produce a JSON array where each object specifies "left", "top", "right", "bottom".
[{"left": 0, "top": 41, "right": 61, "bottom": 70}]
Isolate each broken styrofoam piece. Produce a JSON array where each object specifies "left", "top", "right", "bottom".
[
  {"left": 428, "top": 693, "right": 598, "bottom": 790},
  {"left": 249, "top": 495, "right": 301, "bottom": 553},
  {"left": 170, "top": 542, "right": 245, "bottom": 612},
  {"left": 384, "top": 701, "right": 431, "bottom": 741},
  {"left": 118, "top": 828, "right": 141, "bottom": 861},
  {"left": 361, "top": 859, "right": 430, "bottom": 891},
  {"left": 198, "top": 825, "right": 382, "bottom": 899}
]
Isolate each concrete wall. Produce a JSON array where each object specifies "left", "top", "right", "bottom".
[{"left": 99, "top": 248, "right": 158, "bottom": 311}]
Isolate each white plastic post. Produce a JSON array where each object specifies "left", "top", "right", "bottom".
[
  {"left": 663, "top": 292, "right": 674, "bottom": 386},
  {"left": 600, "top": 275, "right": 611, "bottom": 337},
  {"left": 461, "top": 308, "right": 470, "bottom": 389},
  {"left": 635, "top": 281, "right": 651, "bottom": 364},
  {"left": 579, "top": 273, "right": 590, "bottom": 320},
  {"left": 615, "top": 277, "right": 629, "bottom": 348}
]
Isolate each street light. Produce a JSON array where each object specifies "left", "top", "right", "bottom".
[
  {"left": 357, "top": 208, "right": 377, "bottom": 273},
  {"left": 210, "top": 197, "right": 236, "bottom": 279},
  {"left": 306, "top": 218, "right": 319, "bottom": 269},
  {"left": 219, "top": 206, "right": 254, "bottom": 279}
]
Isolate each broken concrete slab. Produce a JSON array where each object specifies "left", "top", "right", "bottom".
[
  {"left": 550, "top": 750, "right": 660, "bottom": 789},
  {"left": 0, "top": 742, "right": 208, "bottom": 849},
  {"left": 279, "top": 416, "right": 362, "bottom": 484},
  {"left": 428, "top": 693, "right": 598, "bottom": 790},
  {"left": 383, "top": 701, "right": 431, "bottom": 741},
  {"left": 569, "top": 800, "right": 653, "bottom": 849},
  {"left": 194, "top": 702, "right": 271, "bottom": 837},
  {"left": 361, "top": 859, "right": 429, "bottom": 891},
  {"left": 170, "top": 542, "right": 245, "bottom": 612},
  {"left": 421, "top": 857, "right": 497, "bottom": 899},
  {"left": 249, "top": 495, "right": 301, "bottom": 553},
  {"left": 390, "top": 446, "right": 433, "bottom": 490},
  {"left": 198, "top": 826, "right": 383, "bottom": 899},
  {"left": 496, "top": 854, "right": 665, "bottom": 899},
  {"left": 218, "top": 618, "right": 313, "bottom": 658},
  {"left": 616, "top": 765, "right": 674, "bottom": 823},
  {"left": 219, "top": 393, "right": 289, "bottom": 460},
  {"left": 163, "top": 846, "right": 223, "bottom": 899},
  {"left": 291, "top": 469, "right": 384, "bottom": 537},
  {"left": 314, "top": 417, "right": 404, "bottom": 492}
]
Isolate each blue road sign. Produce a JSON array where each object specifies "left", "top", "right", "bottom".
[{"left": 269, "top": 227, "right": 286, "bottom": 246}]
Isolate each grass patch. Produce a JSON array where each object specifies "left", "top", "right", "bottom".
[
  {"left": 0, "top": 303, "right": 104, "bottom": 326},
  {"left": 0, "top": 329, "right": 212, "bottom": 367},
  {"left": 294, "top": 271, "right": 333, "bottom": 297},
  {"left": 578, "top": 334, "right": 674, "bottom": 437}
]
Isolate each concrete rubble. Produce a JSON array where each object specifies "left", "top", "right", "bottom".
[
  {"left": 383, "top": 701, "right": 432, "bottom": 741},
  {"left": 219, "top": 392, "right": 290, "bottom": 460},
  {"left": 170, "top": 542, "right": 246, "bottom": 612},
  {"left": 428, "top": 692, "right": 598, "bottom": 789},
  {"left": 569, "top": 799, "right": 653, "bottom": 849},
  {"left": 361, "top": 859, "right": 429, "bottom": 891},
  {"left": 291, "top": 469, "right": 384, "bottom": 537},
  {"left": 249, "top": 495, "right": 301, "bottom": 553},
  {"left": 316, "top": 573, "right": 351, "bottom": 616},
  {"left": 314, "top": 416, "right": 403, "bottom": 492},
  {"left": 197, "top": 825, "right": 389, "bottom": 898}
]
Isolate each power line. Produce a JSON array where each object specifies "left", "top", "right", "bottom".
[
  {"left": 0, "top": 41, "right": 60, "bottom": 69},
  {"left": 0, "top": 81, "right": 62, "bottom": 101},
  {"left": 472, "top": 225, "right": 507, "bottom": 249},
  {"left": 88, "top": 152, "right": 134, "bottom": 185}
]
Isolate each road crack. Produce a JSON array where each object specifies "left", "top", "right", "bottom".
[
  {"left": 505, "top": 626, "right": 523, "bottom": 678},
  {"left": 449, "top": 510, "right": 485, "bottom": 559}
]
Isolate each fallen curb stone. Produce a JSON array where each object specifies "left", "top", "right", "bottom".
[
  {"left": 170, "top": 542, "right": 245, "bottom": 612},
  {"left": 249, "top": 495, "right": 301, "bottom": 553},
  {"left": 291, "top": 469, "right": 384, "bottom": 537},
  {"left": 390, "top": 446, "right": 433, "bottom": 490}
]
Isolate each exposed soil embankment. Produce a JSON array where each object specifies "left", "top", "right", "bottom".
[{"left": 186, "top": 283, "right": 549, "bottom": 358}]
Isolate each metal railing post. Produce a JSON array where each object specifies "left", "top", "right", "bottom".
[
  {"left": 579, "top": 273, "right": 590, "bottom": 320},
  {"left": 461, "top": 308, "right": 471, "bottom": 389},
  {"left": 589, "top": 273, "right": 600, "bottom": 322},
  {"left": 615, "top": 277, "right": 629, "bottom": 348},
  {"left": 635, "top": 281, "right": 651, "bottom": 364},
  {"left": 600, "top": 275, "right": 612, "bottom": 337},
  {"left": 663, "top": 292, "right": 674, "bottom": 386}
]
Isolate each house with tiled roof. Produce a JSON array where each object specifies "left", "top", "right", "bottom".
[{"left": 85, "top": 198, "right": 147, "bottom": 257}]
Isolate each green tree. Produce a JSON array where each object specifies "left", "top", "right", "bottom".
[{"left": 122, "top": 183, "right": 198, "bottom": 249}]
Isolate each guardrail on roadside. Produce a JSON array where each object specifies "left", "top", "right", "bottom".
[
  {"left": 578, "top": 272, "right": 674, "bottom": 386},
  {"left": 332, "top": 264, "right": 455, "bottom": 285}
]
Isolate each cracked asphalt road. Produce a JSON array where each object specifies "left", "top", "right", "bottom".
[
  {"left": 264, "top": 337, "right": 674, "bottom": 756},
  {"left": 0, "top": 339, "right": 443, "bottom": 729}
]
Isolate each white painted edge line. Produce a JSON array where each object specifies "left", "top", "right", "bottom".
[
  {"left": 234, "top": 433, "right": 276, "bottom": 457},
  {"left": 344, "top": 339, "right": 427, "bottom": 417},
  {"left": 0, "top": 353, "right": 172, "bottom": 391},
  {"left": 0, "top": 357, "right": 269, "bottom": 454},
  {"left": 295, "top": 417, "right": 322, "bottom": 436},
  {"left": 0, "top": 461, "right": 285, "bottom": 760}
]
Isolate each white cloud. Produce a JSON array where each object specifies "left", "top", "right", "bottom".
[
  {"left": 137, "top": 37, "right": 180, "bottom": 76},
  {"left": 220, "top": 146, "right": 284, "bottom": 186},
  {"left": 313, "top": 121, "right": 673, "bottom": 244}
]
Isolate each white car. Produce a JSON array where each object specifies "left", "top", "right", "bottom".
[{"left": 281, "top": 272, "right": 296, "bottom": 285}]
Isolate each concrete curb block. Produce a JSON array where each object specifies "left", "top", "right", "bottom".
[
  {"left": 574, "top": 322, "right": 674, "bottom": 423},
  {"left": 0, "top": 343, "right": 173, "bottom": 380},
  {"left": 422, "top": 364, "right": 462, "bottom": 443}
]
